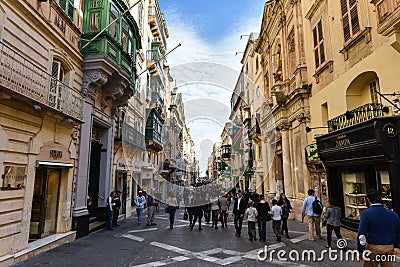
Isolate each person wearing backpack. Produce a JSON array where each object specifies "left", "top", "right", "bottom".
[{"left": 302, "top": 189, "right": 323, "bottom": 241}]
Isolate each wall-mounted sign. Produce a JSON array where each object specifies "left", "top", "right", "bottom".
[
  {"left": 37, "top": 142, "right": 71, "bottom": 164},
  {"left": 305, "top": 143, "right": 320, "bottom": 163},
  {"left": 383, "top": 123, "right": 397, "bottom": 138},
  {"left": 2, "top": 165, "right": 26, "bottom": 190},
  {"left": 318, "top": 124, "right": 375, "bottom": 150},
  {"left": 49, "top": 150, "right": 63, "bottom": 160}
]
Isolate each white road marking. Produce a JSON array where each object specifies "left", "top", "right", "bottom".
[
  {"left": 290, "top": 234, "right": 309, "bottom": 243},
  {"left": 130, "top": 256, "right": 190, "bottom": 267},
  {"left": 122, "top": 234, "right": 144, "bottom": 242},
  {"left": 128, "top": 228, "right": 158, "bottom": 233}
]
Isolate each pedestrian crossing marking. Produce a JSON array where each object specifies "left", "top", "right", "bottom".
[
  {"left": 130, "top": 256, "right": 190, "bottom": 267},
  {"left": 128, "top": 228, "right": 158, "bottom": 233},
  {"left": 122, "top": 234, "right": 144, "bottom": 242}
]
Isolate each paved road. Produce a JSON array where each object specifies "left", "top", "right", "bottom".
[{"left": 14, "top": 209, "right": 380, "bottom": 267}]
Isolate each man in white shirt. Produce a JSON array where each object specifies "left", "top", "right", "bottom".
[
  {"left": 271, "top": 199, "right": 282, "bottom": 242},
  {"left": 106, "top": 191, "right": 115, "bottom": 230},
  {"left": 134, "top": 191, "right": 146, "bottom": 225}
]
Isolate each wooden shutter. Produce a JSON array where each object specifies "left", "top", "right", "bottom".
[
  {"left": 67, "top": 0, "right": 74, "bottom": 20},
  {"left": 350, "top": 4, "right": 360, "bottom": 35}
]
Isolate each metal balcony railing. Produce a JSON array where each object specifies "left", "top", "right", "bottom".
[
  {"left": 0, "top": 42, "right": 83, "bottom": 120},
  {"left": 328, "top": 103, "right": 388, "bottom": 132},
  {"left": 122, "top": 123, "right": 146, "bottom": 150}
]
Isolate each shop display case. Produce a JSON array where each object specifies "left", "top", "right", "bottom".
[{"left": 342, "top": 172, "right": 367, "bottom": 220}]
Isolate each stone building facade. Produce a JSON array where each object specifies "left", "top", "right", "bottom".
[{"left": 0, "top": 0, "right": 83, "bottom": 258}]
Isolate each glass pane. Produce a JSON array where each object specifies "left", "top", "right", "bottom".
[
  {"left": 43, "top": 170, "right": 60, "bottom": 236},
  {"left": 109, "top": 15, "right": 118, "bottom": 39},
  {"left": 30, "top": 169, "right": 45, "bottom": 238},
  {"left": 314, "top": 49, "right": 319, "bottom": 68},
  {"left": 318, "top": 21, "right": 323, "bottom": 41},
  {"left": 122, "top": 32, "right": 127, "bottom": 51},
  {"left": 342, "top": 172, "right": 367, "bottom": 220},
  {"left": 313, "top": 27, "right": 318, "bottom": 48},
  {"left": 320, "top": 42, "right": 325, "bottom": 64},
  {"left": 90, "top": 13, "right": 100, "bottom": 32},
  {"left": 110, "top": 4, "right": 118, "bottom": 17}
]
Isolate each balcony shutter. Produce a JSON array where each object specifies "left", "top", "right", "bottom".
[
  {"left": 340, "top": 0, "right": 348, "bottom": 15},
  {"left": 59, "top": 0, "right": 67, "bottom": 10},
  {"left": 350, "top": 4, "right": 360, "bottom": 35},
  {"left": 343, "top": 14, "right": 351, "bottom": 42},
  {"left": 67, "top": 0, "right": 74, "bottom": 20}
]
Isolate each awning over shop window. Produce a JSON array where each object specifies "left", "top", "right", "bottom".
[{"left": 37, "top": 161, "right": 73, "bottom": 168}]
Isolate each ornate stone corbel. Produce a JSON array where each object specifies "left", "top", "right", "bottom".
[{"left": 82, "top": 71, "right": 108, "bottom": 100}]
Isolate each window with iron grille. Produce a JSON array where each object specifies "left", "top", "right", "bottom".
[
  {"left": 341, "top": 0, "right": 360, "bottom": 42},
  {"left": 313, "top": 20, "right": 325, "bottom": 69},
  {"left": 58, "top": 0, "right": 75, "bottom": 21},
  {"left": 50, "top": 61, "right": 65, "bottom": 110}
]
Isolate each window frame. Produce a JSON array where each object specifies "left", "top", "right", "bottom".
[
  {"left": 340, "top": 0, "right": 360, "bottom": 43},
  {"left": 312, "top": 20, "right": 325, "bottom": 69}
]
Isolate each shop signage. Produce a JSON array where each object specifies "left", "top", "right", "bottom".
[
  {"left": 318, "top": 124, "right": 375, "bottom": 150},
  {"left": 383, "top": 123, "right": 397, "bottom": 138},
  {"left": 49, "top": 150, "right": 63, "bottom": 160},
  {"left": 2, "top": 165, "right": 26, "bottom": 190},
  {"left": 37, "top": 142, "right": 71, "bottom": 164},
  {"left": 335, "top": 135, "right": 351, "bottom": 147},
  {"left": 305, "top": 143, "right": 319, "bottom": 163},
  {"left": 117, "top": 158, "right": 127, "bottom": 171}
]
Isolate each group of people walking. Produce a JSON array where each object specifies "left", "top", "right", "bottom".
[
  {"left": 127, "top": 186, "right": 400, "bottom": 267},
  {"left": 233, "top": 190, "right": 292, "bottom": 242}
]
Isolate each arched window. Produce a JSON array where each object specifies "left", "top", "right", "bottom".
[{"left": 346, "top": 71, "right": 380, "bottom": 110}]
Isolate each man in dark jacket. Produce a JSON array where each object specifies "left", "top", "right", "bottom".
[
  {"left": 112, "top": 191, "right": 121, "bottom": 227},
  {"left": 357, "top": 188, "right": 400, "bottom": 266},
  {"left": 233, "top": 190, "right": 248, "bottom": 237}
]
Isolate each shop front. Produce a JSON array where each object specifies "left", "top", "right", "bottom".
[
  {"left": 316, "top": 117, "right": 400, "bottom": 231},
  {"left": 30, "top": 142, "right": 74, "bottom": 240}
]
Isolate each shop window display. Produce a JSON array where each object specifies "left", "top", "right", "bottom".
[
  {"left": 379, "top": 171, "right": 392, "bottom": 210},
  {"left": 342, "top": 172, "right": 367, "bottom": 220}
]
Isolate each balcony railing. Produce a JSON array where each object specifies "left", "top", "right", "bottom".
[
  {"left": 0, "top": 42, "right": 83, "bottom": 120},
  {"left": 328, "top": 103, "right": 388, "bottom": 132},
  {"left": 122, "top": 123, "right": 146, "bottom": 150}
]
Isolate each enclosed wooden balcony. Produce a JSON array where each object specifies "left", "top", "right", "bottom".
[
  {"left": 372, "top": 0, "right": 400, "bottom": 35},
  {"left": 148, "top": 5, "right": 168, "bottom": 52}
]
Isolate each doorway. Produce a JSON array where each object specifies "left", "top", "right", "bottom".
[
  {"left": 116, "top": 171, "right": 127, "bottom": 215},
  {"left": 30, "top": 168, "right": 61, "bottom": 240},
  {"left": 88, "top": 141, "right": 102, "bottom": 216}
]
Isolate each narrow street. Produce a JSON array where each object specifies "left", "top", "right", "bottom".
[{"left": 14, "top": 208, "right": 365, "bottom": 267}]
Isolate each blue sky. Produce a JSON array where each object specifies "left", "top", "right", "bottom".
[
  {"left": 160, "top": 0, "right": 264, "bottom": 46},
  {"left": 159, "top": 1, "right": 265, "bottom": 174}
]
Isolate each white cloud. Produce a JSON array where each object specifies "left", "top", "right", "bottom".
[{"left": 163, "top": 5, "right": 263, "bottom": 175}]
